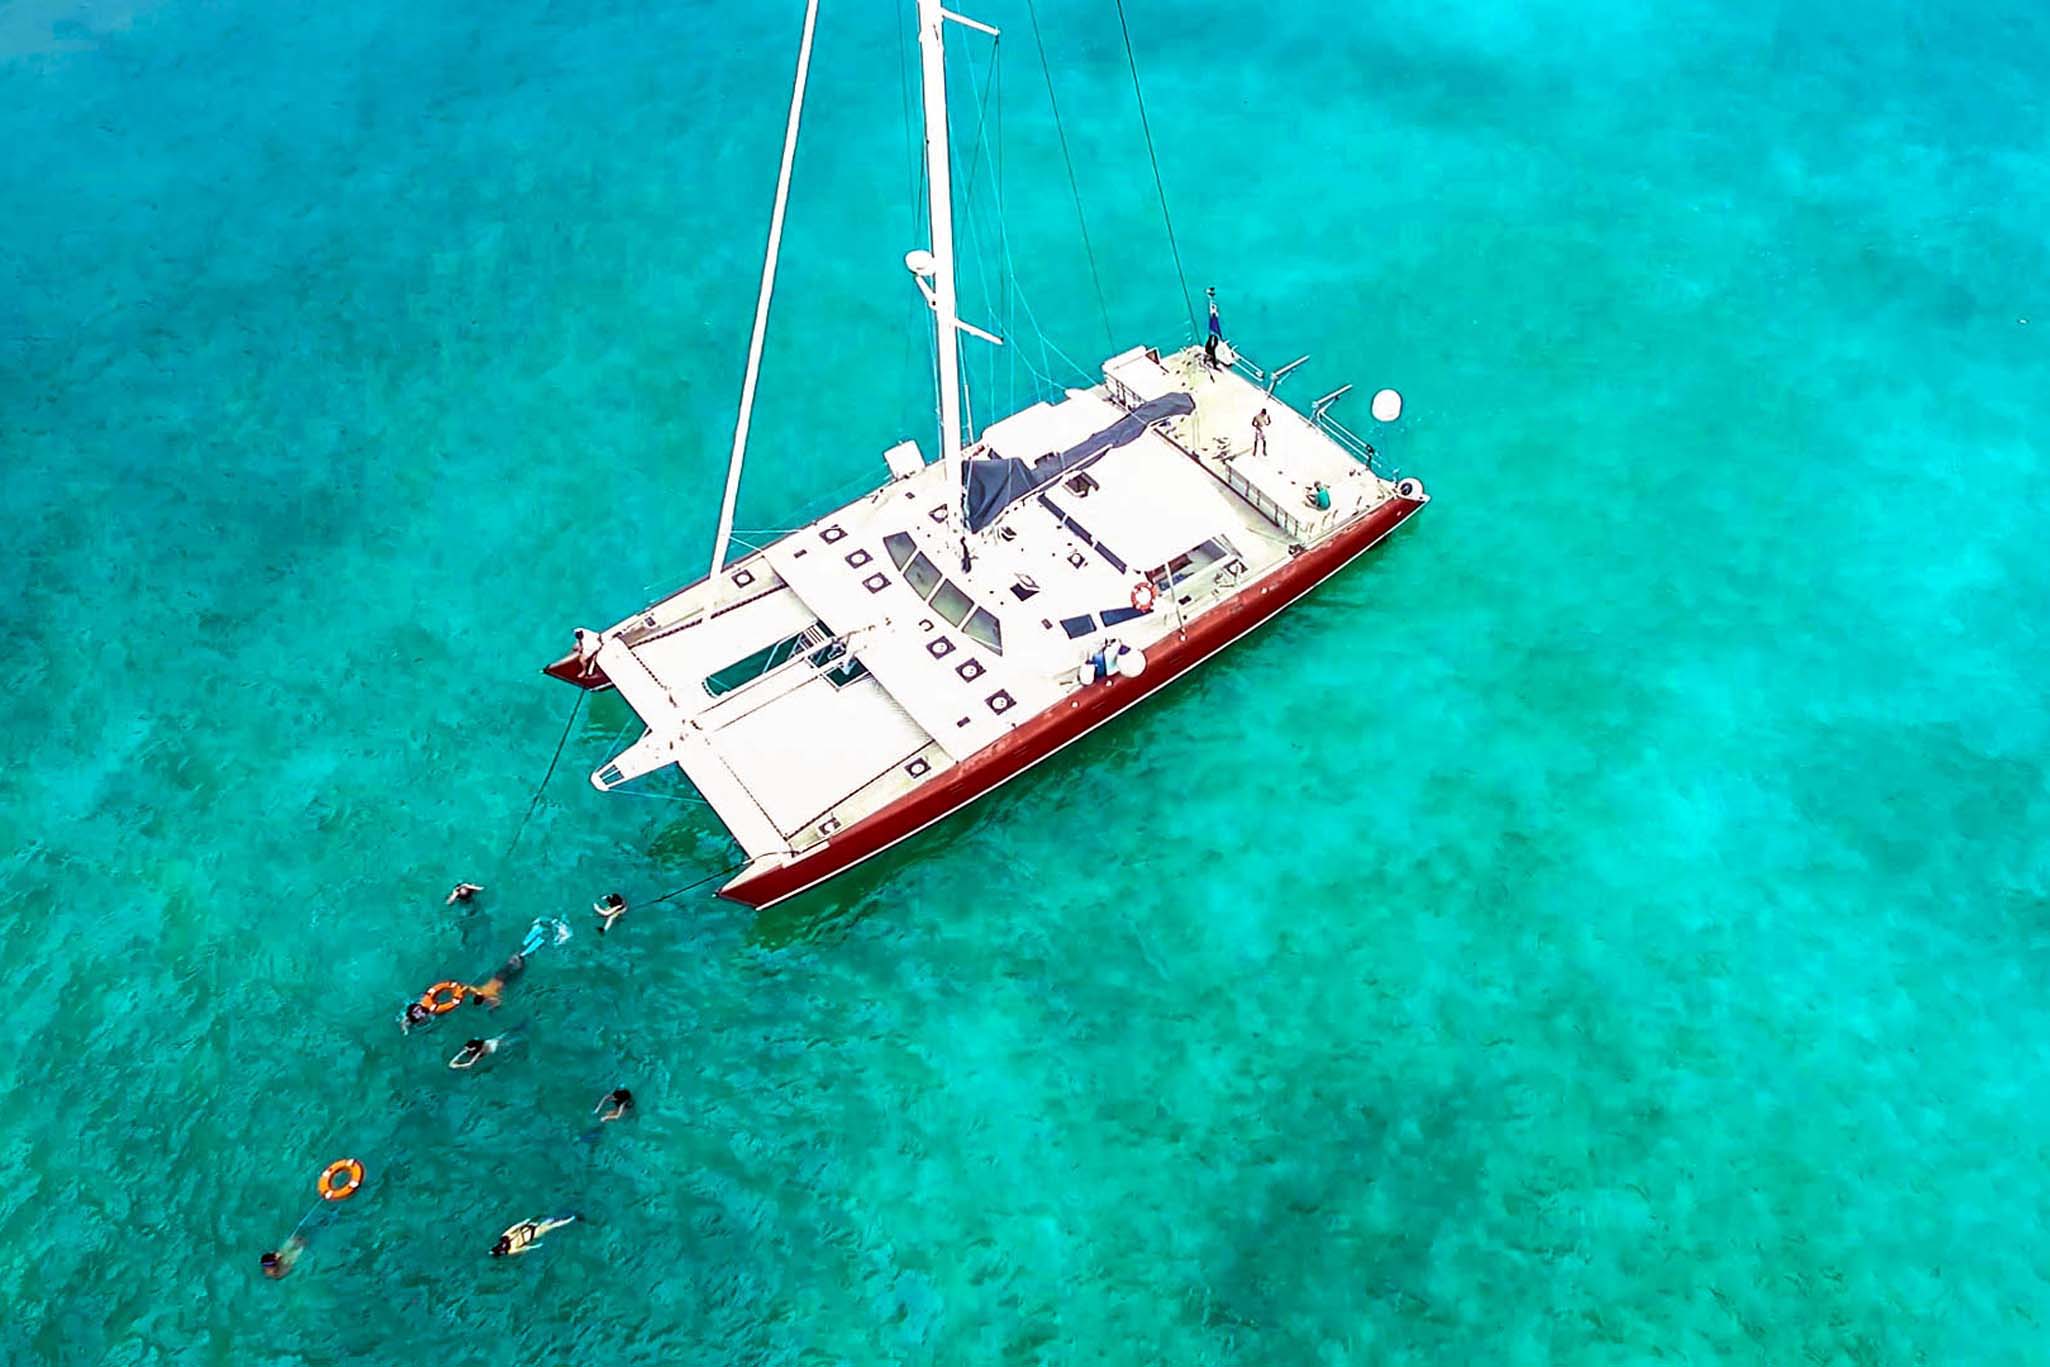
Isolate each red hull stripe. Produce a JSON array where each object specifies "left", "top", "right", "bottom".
[
  {"left": 543, "top": 653, "right": 613, "bottom": 691},
  {"left": 718, "top": 494, "right": 1425, "bottom": 910}
]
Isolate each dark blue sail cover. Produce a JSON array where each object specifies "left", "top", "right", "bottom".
[{"left": 962, "top": 391, "right": 1195, "bottom": 533}]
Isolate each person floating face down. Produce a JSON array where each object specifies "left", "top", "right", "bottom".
[
  {"left": 260, "top": 1235, "right": 306, "bottom": 1280},
  {"left": 468, "top": 952, "right": 524, "bottom": 1009},
  {"left": 450, "top": 1032, "right": 516, "bottom": 1069},
  {"left": 491, "top": 1214, "right": 578, "bottom": 1258}
]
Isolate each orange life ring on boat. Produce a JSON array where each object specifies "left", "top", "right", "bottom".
[
  {"left": 421, "top": 981, "right": 467, "bottom": 1014},
  {"left": 1130, "top": 580, "right": 1158, "bottom": 613},
  {"left": 318, "top": 1158, "right": 364, "bottom": 1202}
]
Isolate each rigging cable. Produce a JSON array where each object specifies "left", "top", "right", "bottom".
[
  {"left": 953, "top": 33, "right": 1005, "bottom": 441},
  {"left": 1022, "top": 0, "right": 1114, "bottom": 347},
  {"left": 1110, "top": 0, "right": 1196, "bottom": 338}
]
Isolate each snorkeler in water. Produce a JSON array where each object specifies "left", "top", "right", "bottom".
[
  {"left": 490, "top": 1214, "right": 578, "bottom": 1257},
  {"left": 593, "top": 892, "right": 628, "bottom": 935},
  {"left": 468, "top": 953, "right": 522, "bottom": 1009},
  {"left": 468, "top": 919, "right": 570, "bottom": 1008},
  {"left": 450, "top": 1027, "right": 520, "bottom": 1069},
  {"left": 260, "top": 1234, "right": 307, "bottom": 1280}
]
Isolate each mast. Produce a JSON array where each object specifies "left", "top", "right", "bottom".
[
  {"left": 910, "top": 0, "right": 997, "bottom": 537},
  {"left": 707, "top": 0, "right": 822, "bottom": 581}
]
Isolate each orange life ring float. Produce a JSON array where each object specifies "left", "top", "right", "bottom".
[
  {"left": 1130, "top": 580, "right": 1158, "bottom": 613},
  {"left": 421, "top": 981, "right": 467, "bottom": 1014},
  {"left": 318, "top": 1158, "right": 364, "bottom": 1202}
]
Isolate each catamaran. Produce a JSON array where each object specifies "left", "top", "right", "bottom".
[{"left": 542, "top": 0, "right": 1429, "bottom": 909}]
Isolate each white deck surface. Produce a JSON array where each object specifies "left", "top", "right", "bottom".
[
  {"left": 716, "top": 673, "right": 927, "bottom": 832},
  {"left": 594, "top": 343, "right": 1402, "bottom": 859}
]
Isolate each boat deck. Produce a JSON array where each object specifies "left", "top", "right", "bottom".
[{"left": 580, "top": 344, "right": 1405, "bottom": 863}]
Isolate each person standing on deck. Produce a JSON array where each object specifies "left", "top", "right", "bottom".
[
  {"left": 1251, "top": 407, "right": 1272, "bottom": 459},
  {"left": 1204, "top": 287, "right": 1223, "bottom": 369}
]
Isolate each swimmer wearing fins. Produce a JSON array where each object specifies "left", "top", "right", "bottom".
[{"left": 490, "top": 1214, "right": 578, "bottom": 1257}]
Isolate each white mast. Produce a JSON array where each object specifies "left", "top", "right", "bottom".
[
  {"left": 910, "top": 0, "right": 998, "bottom": 537},
  {"left": 706, "top": 0, "right": 822, "bottom": 581}
]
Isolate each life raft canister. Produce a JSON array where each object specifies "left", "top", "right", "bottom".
[{"left": 318, "top": 1158, "right": 364, "bottom": 1201}]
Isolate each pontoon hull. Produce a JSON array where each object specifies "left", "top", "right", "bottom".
[{"left": 714, "top": 490, "right": 1425, "bottom": 910}]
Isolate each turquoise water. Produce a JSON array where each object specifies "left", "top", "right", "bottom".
[{"left": 4, "top": 0, "right": 2048, "bottom": 1359}]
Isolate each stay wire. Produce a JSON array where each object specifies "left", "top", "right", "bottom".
[
  {"left": 1111, "top": 0, "right": 1195, "bottom": 338},
  {"left": 1024, "top": 0, "right": 1114, "bottom": 347}
]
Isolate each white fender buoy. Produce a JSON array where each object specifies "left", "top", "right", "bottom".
[
  {"left": 1371, "top": 388, "right": 1403, "bottom": 422},
  {"left": 1396, "top": 477, "right": 1424, "bottom": 501},
  {"left": 1115, "top": 648, "right": 1147, "bottom": 679}
]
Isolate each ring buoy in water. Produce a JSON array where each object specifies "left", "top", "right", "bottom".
[
  {"left": 318, "top": 1158, "right": 364, "bottom": 1202},
  {"left": 421, "top": 981, "right": 467, "bottom": 1015},
  {"left": 1130, "top": 580, "right": 1158, "bottom": 613}
]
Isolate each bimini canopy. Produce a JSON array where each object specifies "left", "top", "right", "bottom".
[{"left": 962, "top": 391, "right": 1194, "bottom": 533}]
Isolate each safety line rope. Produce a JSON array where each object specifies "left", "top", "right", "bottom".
[{"left": 504, "top": 689, "right": 584, "bottom": 862}]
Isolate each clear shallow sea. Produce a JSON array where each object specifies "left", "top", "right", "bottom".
[{"left": 3, "top": 0, "right": 2048, "bottom": 1361}]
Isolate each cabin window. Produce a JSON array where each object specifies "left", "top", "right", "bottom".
[
  {"left": 929, "top": 578, "right": 974, "bottom": 627},
  {"left": 884, "top": 531, "right": 918, "bottom": 570},
  {"left": 904, "top": 551, "right": 943, "bottom": 599},
  {"left": 1146, "top": 537, "right": 1233, "bottom": 591},
  {"left": 964, "top": 607, "right": 1004, "bottom": 655},
  {"left": 1065, "top": 471, "right": 1099, "bottom": 497},
  {"left": 704, "top": 621, "right": 824, "bottom": 696},
  {"left": 1060, "top": 614, "right": 1096, "bottom": 639},
  {"left": 822, "top": 655, "right": 869, "bottom": 689}
]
